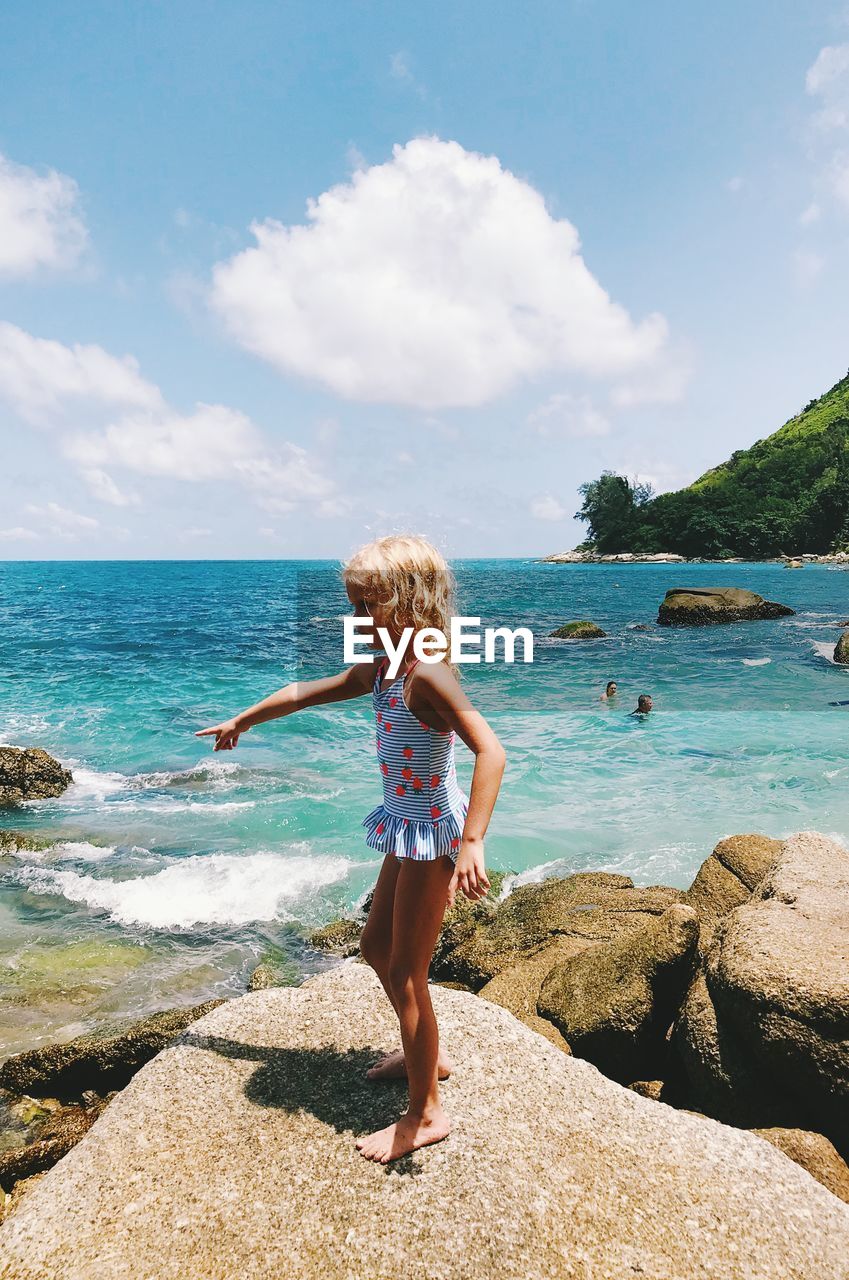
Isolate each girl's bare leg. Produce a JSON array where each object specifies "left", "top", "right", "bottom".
[
  {"left": 359, "top": 853, "right": 453, "bottom": 1080},
  {"left": 356, "top": 855, "right": 456, "bottom": 1163}
]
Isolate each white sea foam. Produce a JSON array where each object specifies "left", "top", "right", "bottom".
[
  {"left": 741, "top": 657, "right": 772, "bottom": 666},
  {"left": 11, "top": 849, "right": 353, "bottom": 929},
  {"left": 10, "top": 840, "right": 117, "bottom": 864},
  {"left": 811, "top": 640, "right": 845, "bottom": 666}
]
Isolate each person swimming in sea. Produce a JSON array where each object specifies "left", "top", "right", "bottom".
[
  {"left": 631, "top": 694, "right": 653, "bottom": 716},
  {"left": 600, "top": 680, "right": 618, "bottom": 701},
  {"left": 195, "top": 533, "right": 506, "bottom": 1165}
]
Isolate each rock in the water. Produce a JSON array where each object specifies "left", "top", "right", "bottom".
[
  {"left": 307, "top": 918, "right": 363, "bottom": 956},
  {"left": 674, "top": 831, "right": 849, "bottom": 1155},
  {"left": 549, "top": 620, "right": 607, "bottom": 639},
  {"left": 0, "top": 1098, "right": 110, "bottom": 1190},
  {"left": 0, "top": 748, "right": 73, "bottom": 807},
  {"left": 1, "top": 963, "right": 846, "bottom": 1279},
  {"left": 0, "top": 1000, "right": 225, "bottom": 1099},
  {"left": 430, "top": 872, "right": 685, "bottom": 990},
  {"left": 657, "top": 587, "right": 795, "bottom": 627},
  {"left": 247, "top": 964, "right": 278, "bottom": 991},
  {"left": 685, "top": 833, "right": 781, "bottom": 950},
  {"left": 538, "top": 904, "right": 699, "bottom": 1082},
  {"left": 835, "top": 627, "right": 849, "bottom": 664},
  {"left": 751, "top": 1127, "right": 849, "bottom": 1204}
]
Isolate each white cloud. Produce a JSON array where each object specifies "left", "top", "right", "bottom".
[
  {"left": 389, "top": 51, "right": 427, "bottom": 99},
  {"left": 530, "top": 494, "right": 568, "bottom": 521},
  {"left": 79, "top": 467, "right": 140, "bottom": 507},
  {"left": 0, "top": 526, "right": 39, "bottom": 541},
  {"left": 209, "top": 137, "right": 669, "bottom": 410},
  {"left": 799, "top": 201, "right": 821, "bottom": 225},
  {"left": 806, "top": 44, "right": 849, "bottom": 99},
  {"left": 526, "top": 392, "right": 610, "bottom": 438},
  {"left": 0, "top": 152, "right": 87, "bottom": 277},
  {"left": 609, "top": 347, "right": 693, "bottom": 408},
  {"left": 0, "top": 322, "right": 162, "bottom": 424},
  {"left": 24, "top": 502, "right": 99, "bottom": 538}
]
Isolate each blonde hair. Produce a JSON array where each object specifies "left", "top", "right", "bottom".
[{"left": 341, "top": 533, "right": 459, "bottom": 675}]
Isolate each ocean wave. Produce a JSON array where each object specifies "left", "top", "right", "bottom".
[
  {"left": 811, "top": 640, "right": 846, "bottom": 666},
  {"left": 9, "top": 849, "right": 353, "bottom": 930},
  {"left": 741, "top": 657, "right": 771, "bottom": 666},
  {"left": 9, "top": 840, "right": 118, "bottom": 864}
]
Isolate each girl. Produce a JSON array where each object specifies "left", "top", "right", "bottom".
[{"left": 195, "top": 534, "right": 506, "bottom": 1164}]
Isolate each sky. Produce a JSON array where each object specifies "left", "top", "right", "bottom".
[{"left": 1, "top": 0, "right": 848, "bottom": 560}]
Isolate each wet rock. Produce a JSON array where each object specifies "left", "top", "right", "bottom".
[
  {"left": 247, "top": 965, "right": 278, "bottom": 991},
  {"left": 751, "top": 1127, "right": 849, "bottom": 1204},
  {"left": 0, "top": 999, "right": 226, "bottom": 1099},
  {"left": 685, "top": 833, "right": 781, "bottom": 950},
  {"left": 2, "top": 963, "right": 847, "bottom": 1278},
  {"left": 835, "top": 627, "right": 849, "bottom": 664},
  {"left": 657, "top": 587, "right": 795, "bottom": 626},
  {"left": 538, "top": 904, "right": 700, "bottom": 1082},
  {"left": 0, "top": 748, "right": 73, "bottom": 806},
  {"left": 431, "top": 872, "right": 685, "bottom": 991},
  {"left": 307, "top": 918, "right": 363, "bottom": 956},
  {"left": 0, "top": 1098, "right": 110, "bottom": 1190},
  {"left": 549, "top": 620, "right": 607, "bottom": 639},
  {"left": 674, "top": 832, "right": 849, "bottom": 1155}
]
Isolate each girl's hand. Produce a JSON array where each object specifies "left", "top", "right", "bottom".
[
  {"left": 447, "top": 839, "right": 490, "bottom": 908},
  {"left": 195, "top": 719, "right": 244, "bottom": 751}
]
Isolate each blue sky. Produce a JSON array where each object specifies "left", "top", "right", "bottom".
[{"left": 1, "top": 0, "right": 848, "bottom": 559}]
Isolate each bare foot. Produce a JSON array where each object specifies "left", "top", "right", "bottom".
[
  {"left": 355, "top": 1108, "right": 451, "bottom": 1163},
  {"left": 366, "top": 1048, "right": 454, "bottom": 1080}
]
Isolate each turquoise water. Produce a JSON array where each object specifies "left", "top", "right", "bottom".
[{"left": 1, "top": 559, "right": 847, "bottom": 1056}]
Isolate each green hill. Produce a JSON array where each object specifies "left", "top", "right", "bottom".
[{"left": 576, "top": 371, "right": 849, "bottom": 557}]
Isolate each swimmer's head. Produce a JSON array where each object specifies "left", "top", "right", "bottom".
[
  {"left": 637, "top": 694, "right": 653, "bottom": 712},
  {"left": 606, "top": 681, "right": 617, "bottom": 696}
]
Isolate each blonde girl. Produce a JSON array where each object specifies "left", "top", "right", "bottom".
[{"left": 196, "top": 534, "right": 506, "bottom": 1164}]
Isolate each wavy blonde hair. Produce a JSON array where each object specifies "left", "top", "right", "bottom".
[{"left": 341, "top": 533, "right": 459, "bottom": 675}]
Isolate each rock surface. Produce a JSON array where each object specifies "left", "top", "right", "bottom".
[
  {"left": 657, "top": 587, "right": 795, "bottom": 626},
  {"left": 0, "top": 748, "right": 72, "bottom": 807},
  {"left": 1, "top": 962, "right": 847, "bottom": 1280},
  {"left": 674, "top": 832, "right": 849, "bottom": 1154},
  {"left": 430, "top": 872, "right": 684, "bottom": 990},
  {"left": 549, "top": 620, "right": 607, "bottom": 638},
  {"left": 0, "top": 1000, "right": 225, "bottom": 1099},
  {"left": 836, "top": 627, "right": 849, "bottom": 664},
  {"left": 751, "top": 1127, "right": 849, "bottom": 1204},
  {"left": 684, "top": 834, "right": 781, "bottom": 950},
  {"left": 538, "top": 904, "right": 699, "bottom": 1081}
]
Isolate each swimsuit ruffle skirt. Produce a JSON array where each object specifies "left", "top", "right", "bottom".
[{"left": 362, "top": 657, "right": 468, "bottom": 864}]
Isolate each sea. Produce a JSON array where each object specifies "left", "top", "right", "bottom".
[{"left": 0, "top": 558, "right": 847, "bottom": 1058}]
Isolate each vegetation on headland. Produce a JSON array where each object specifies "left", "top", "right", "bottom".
[{"left": 576, "top": 370, "right": 849, "bottom": 558}]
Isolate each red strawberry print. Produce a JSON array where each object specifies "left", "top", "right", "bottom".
[
  {"left": 376, "top": 822, "right": 385, "bottom": 835},
  {"left": 396, "top": 783, "right": 406, "bottom": 796},
  {"left": 403, "top": 818, "right": 409, "bottom": 826},
  {"left": 402, "top": 746, "right": 413, "bottom": 759},
  {"left": 381, "top": 762, "right": 389, "bottom": 776},
  {"left": 376, "top": 710, "right": 382, "bottom": 722},
  {"left": 431, "top": 805, "right": 441, "bottom": 819},
  {"left": 384, "top": 722, "right": 392, "bottom": 732},
  {"left": 389, "top": 696, "right": 398, "bottom": 707},
  {"left": 430, "top": 774, "right": 440, "bottom": 788},
  {"left": 376, "top": 737, "right": 381, "bottom": 750},
  {"left": 412, "top": 776, "right": 423, "bottom": 791},
  {"left": 402, "top": 766, "right": 413, "bottom": 780},
  {"left": 451, "top": 837, "right": 461, "bottom": 850}
]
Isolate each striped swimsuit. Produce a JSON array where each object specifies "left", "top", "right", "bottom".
[{"left": 362, "top": 656, "right": 468, "bottom": 863}]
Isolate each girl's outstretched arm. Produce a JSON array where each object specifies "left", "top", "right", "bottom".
[
  {"left": 408, "top": 663, "right": 506, "bottom": 906},
  {"left": 195, "top": 662, "right": 375, "bottom": 751}
]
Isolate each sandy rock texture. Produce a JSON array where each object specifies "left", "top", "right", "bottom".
[{"left": 1, "top": 963, "right": 847, "bottom": 1280}]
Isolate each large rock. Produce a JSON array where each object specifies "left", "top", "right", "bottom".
[
  {"left": 685, "top": 834, "right": 781, "bottom": 950},
  {"left": 0, "top": 748, "right": 72, "bottom": 806},
  {"left": 537, "top": 904, "right": 699, "bottom": 1082},
  {"left": 430, "top": 872, "right": 685, "bottom": 990},
  {"left": 751, "top": 1128, "right": 849, "bottom": 1204},
  {"left": 674, "top": 832, "right": 849, "bottom": 1155},
  {"left": 1, "top": 963, "right": 846, "bottom": 1279},
  {"left": 549, "top": 620, "right": 607, "bottom": 638},
  {"left": 657, "top": 587, "right": 795, "bottom": 627},
  {"left": 0, "top": 1000, "right": 225, "bottom": 1099},
  {"left": 835, "top": 627, "right": 849, "bottom": 664},
  {"left": 476, "top": 938, "right": 582, "bottom": 1051}
]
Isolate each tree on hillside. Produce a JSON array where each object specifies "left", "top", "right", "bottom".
[{"left": 575, "top": 472, "right": 655, "bottom": 552}]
